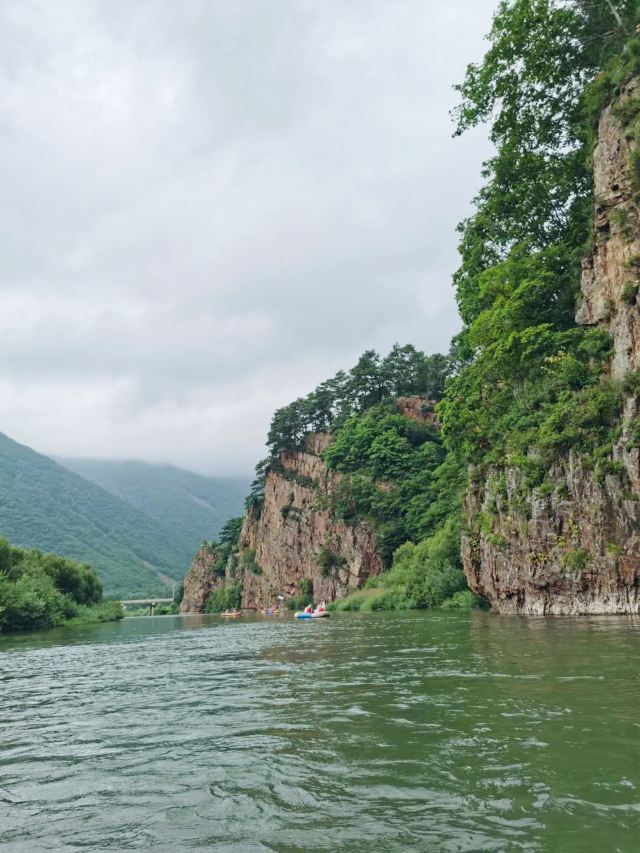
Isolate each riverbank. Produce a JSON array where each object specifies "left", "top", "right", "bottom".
[{"left": 0, "top": 600, "right": 124, "bottom": 635}]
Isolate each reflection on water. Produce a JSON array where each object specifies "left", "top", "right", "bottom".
[{"left": 0, "top": 611, "right": 639, "bottom": 851}]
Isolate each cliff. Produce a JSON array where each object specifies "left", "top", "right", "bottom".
[
  {"left": 180, "top": 425, "right": 400, "bottom": 612},
  {"left": 236, "top": 433, "right": 385, "bottom": 608},
  {"left": 462, "top": 78, "right": 640, "bottom": 615},
  {"left": 179, "top": 544, "right": 225, "bottom": 613}
]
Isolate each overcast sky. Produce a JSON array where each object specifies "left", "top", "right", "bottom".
[{"left": 0, "top": 0, "right": 496, "bottom": 475}]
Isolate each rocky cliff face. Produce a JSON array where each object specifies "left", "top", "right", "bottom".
[
  {"left": 237, "top": 433, "right": 385, "bottom": 608},
  {"left": 577, "top": 77, "right": 640, "bottom": 378},
  {"left": 180, "top": 413, "right": 410, "bottom": 612},
  {"left": 179, "top": 544, "right": 224, "bottom": 613},
  {"left": 463, "top": 79, "right": 640, "bottom": 615}
]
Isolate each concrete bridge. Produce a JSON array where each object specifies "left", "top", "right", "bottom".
[{"left": 120, "top": 598, "right": 174, "bottom": 615}]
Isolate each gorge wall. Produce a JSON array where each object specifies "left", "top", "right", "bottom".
[
  {"left": 181, "top": 431, "right": 390, "bottom": 612},
  {"left": 462, "top": 79, "right": 640, "bottom": 615},
  {"left": 237, "top": 433, "right": 385, "bottom": 608}
]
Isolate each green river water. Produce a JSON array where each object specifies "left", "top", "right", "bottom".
[{"left": 0, "top": 610, "right": 639, "bottom": 851}]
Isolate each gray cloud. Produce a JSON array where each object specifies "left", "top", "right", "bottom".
[{"left": 0, "top": 0, "right": 495, "bottom": 474}]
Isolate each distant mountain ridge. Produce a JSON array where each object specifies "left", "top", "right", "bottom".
[
  {"left": 0, "top": 432, "right": 248, "bottom": 599},
  {"left": 57, "top": 458, "right": 248, "bottom": 567},
  {"left": 0, "top": 432, "right": 186, "bottom": 598}
]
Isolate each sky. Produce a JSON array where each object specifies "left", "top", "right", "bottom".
[{"left": 0, "top": 0, "right": 496, "bottom": 476}]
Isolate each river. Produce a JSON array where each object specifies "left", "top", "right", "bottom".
[{"left": 0, "top": 611, "right": 639, "bottom": 851}]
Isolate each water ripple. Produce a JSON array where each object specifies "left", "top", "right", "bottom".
[{"left": 1, "top": 611, "right": 640, "bottom": 850}]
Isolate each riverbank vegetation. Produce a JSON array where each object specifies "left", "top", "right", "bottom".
[{"left": 0, "top": 537, "right": 123, "bottom": 633}]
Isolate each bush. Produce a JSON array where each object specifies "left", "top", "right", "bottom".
[
  {"left": 317, "top": 545, "right": 346, "bottom": 577},
  {"left": 381, "top": 517, "right": 467, "bottom": 609},
  {"left": 360, "top": 590, "right": 403, "bottom": 611},
  {"left": 562, "top": 548, "right": 590, "bottom": 572},
  {"left": 440, "top": 590, "right": 483, "bottom": 609},
  {"left": 68, "top": 601, "right": 124, "bottom": 624},
  {"left": 333, "top": 595, "right": 364, "bottom": 611},
  {"left": 206, "top": 583, "right": 243, "bottom": 612},
  {"left": 284, "top": 577, "right": 314, "bottom": 611},
  {"left": 0, "top": 538, "right": 113, "bottom": 633}
]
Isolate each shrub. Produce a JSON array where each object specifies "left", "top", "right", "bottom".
[
  {"left": 286, "top": 577, "right": 314, "bottom": 611},
  {"left": 381, "top": 517, "right": 467, "bottom": 609},
  {"left": 317, "top": 545, "right": 346, "bottom": 577},
  {"left": 440, "top": 590, "right": 483, "bottom": 609},
  {"left": 206, "top": 583, "right": 243, "bottom": 613},
  {"left": 562, "top": 548, "right": 590, "bottom": 572},
  {"left": 360, "top": 590, "right": 403, "bottom": 611},
  {"left": 0, "top": 538, "right": 111, "bottom": 633}
]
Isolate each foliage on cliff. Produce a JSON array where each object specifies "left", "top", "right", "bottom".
[
  {"left": 323, "top": 402, "right": 463, "bottom": 562},
  {"left": 266, "top": 345, "right": 446, "bottom": 462},
  {"left": 440, "top": 0, "right": 640, "bottom": 478},
  {"left": 0, "top": 538, "right": 123, "bottom": 632}
]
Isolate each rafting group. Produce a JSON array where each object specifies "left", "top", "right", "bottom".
[
  {"left": 294, "top": 602, "right": 329, "bottom": 620},
  {"left": 220, "top": 601, "right": 329, "bottom": 619}
]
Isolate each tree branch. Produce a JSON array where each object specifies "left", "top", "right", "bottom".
[{"left": 604, "top": 0, "right": 623, "bottom": 28}]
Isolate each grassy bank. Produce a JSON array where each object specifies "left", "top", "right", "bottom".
[
  {"left": 67, "top": 600, "right": 124, "bottom": 625},
  {"left": 327, "top": 580, "right": 483, "bottom": 613}
]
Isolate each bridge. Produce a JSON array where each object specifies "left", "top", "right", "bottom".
[{"left": 120, "top": 598, "right": 174, "bottom": 615}]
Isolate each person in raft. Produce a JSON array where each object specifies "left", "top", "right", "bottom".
[
  {"left": 303, "top": 603, "right": 314, "bottom": 614},
  {"left": 315, "top": 602, "right": 326, "bottom": 613}
]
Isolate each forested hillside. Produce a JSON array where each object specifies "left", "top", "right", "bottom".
[
  {"left": 57, "top": 458, "right": 247, "bottom": 569},
  {"left": 0, "top": 432, "right": 185, "bottom": 598}
]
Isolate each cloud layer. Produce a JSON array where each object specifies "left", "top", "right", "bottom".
[{"left": 0, "top": 0, "right": 495, "bottom": 473}]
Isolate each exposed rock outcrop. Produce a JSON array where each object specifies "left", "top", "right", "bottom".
[
  {"left": 237, "top": 433, "right": 385, "bottom": 608},
  {"left": 463, "top": 452, "right": 640, "bottom": 615},
  {"left": 463, "top": 79, "right": 640, "bottom": 615},
  {"left": 179, "top": 544, "right": 224, "bottom": 613},
  {"left": 576, "top": 77, "right": 640, "bottom": 378}
]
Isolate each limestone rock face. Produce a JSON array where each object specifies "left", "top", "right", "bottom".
[
  {"left": 462, "top": 78, "right": 640, "bottom": 615},
  {"left": 576, "top": 77, "right": 640, "bottom": 377},
  {"left": 179, "top": 544, "right": 224, "bottom": 613},
  {"left": 462, "top": 452, "right": 640, "bottom": 615},
  {"left": 238, "top": 433, "right": 385, "bottom": 609}
]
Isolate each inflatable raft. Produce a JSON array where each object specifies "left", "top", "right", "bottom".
[{"left": 294, "top": 611, "right": 329, "bottom": 620}]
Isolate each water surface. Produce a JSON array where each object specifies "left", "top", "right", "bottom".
[{"left": 1, "top": 611, "right": 639, "bottom": 851}]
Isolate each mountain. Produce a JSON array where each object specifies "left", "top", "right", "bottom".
[
  {"left": 0, "top": 432, "right": 189, "bottom": 598},
  {"left": 57, "top": 458, "right": 248, "bottom": 565}
]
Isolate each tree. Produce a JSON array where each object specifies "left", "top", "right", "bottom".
[
  {"left": 452, "top": 0, "right": 637, "bottom": 326},
  {"left": 348, "top": 350, "right": 387, "bottom": 411}
]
